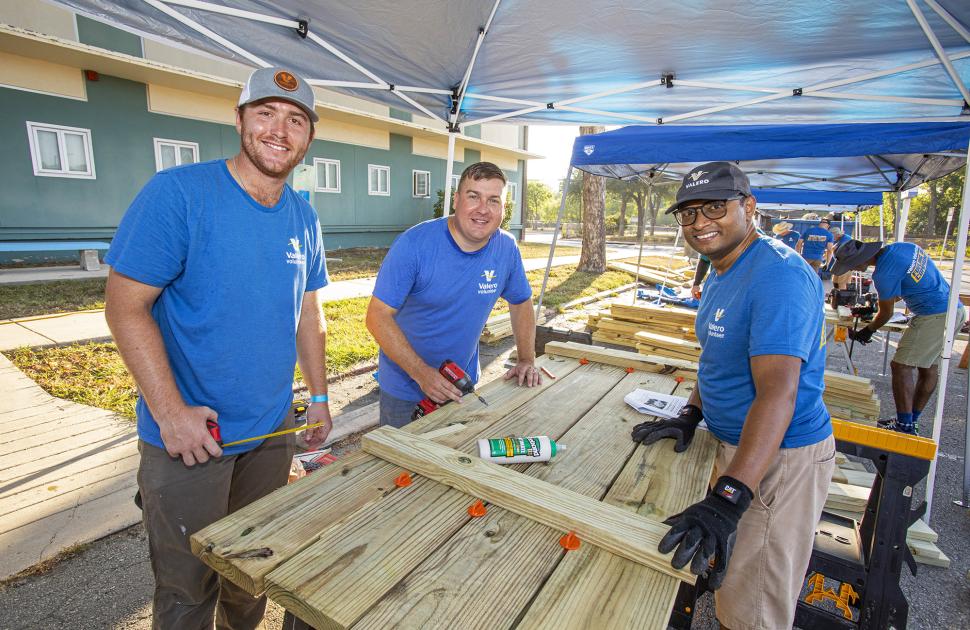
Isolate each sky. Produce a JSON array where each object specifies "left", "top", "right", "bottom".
[{"left": 526, "top": 125, "right": 579, "bottom": 190}]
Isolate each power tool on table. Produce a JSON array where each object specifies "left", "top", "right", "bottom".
[{"left": 412, "top": 359, "right": 487, "bottom": 420}]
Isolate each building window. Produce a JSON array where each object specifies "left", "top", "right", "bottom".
[
  {"left": 26, "top": 121, "right": 95, "bottom": 179},
  {"left": 368, "top": 164, "right": 390, "bottom": 196},
  {"left": 507, "top": 181, "right": 518, "bottom": 204},
  {"left": 451, "top": 174, "right": 461, "bottom": 191},
  {"left": 412, "top": 170, "right": 431, "bottom": 198},
  {"left": 154, "top": 138, "right": 199, "bottom": 172},
  {"left": 314, "top": 158, "right": 341, "bottom": 193}
]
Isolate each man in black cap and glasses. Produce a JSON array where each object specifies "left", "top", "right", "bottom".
[
  {"left": 631, "top": 162, "right": 834, "bottom": 630},
  {"left": 832, "top": 239, "right": 966, "bottom": 434}
]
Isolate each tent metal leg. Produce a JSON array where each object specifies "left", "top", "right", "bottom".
[
  {"left": 925, "top": 138, "right": 970, "bottom": 522},
  {"left": 443, "top": 132, "right": 456, "bottom": 216},
  {"left": 632, "top": 182, "right": 653, "bottom": 304},
  {"left": 536, "top": 165, "right": 573, "bottom": 317}
]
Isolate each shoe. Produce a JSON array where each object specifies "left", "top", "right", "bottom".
[{"left": 876, "top": 418, "right": 917, "bottom": 435}]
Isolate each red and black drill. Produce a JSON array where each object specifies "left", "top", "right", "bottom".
[{"left": 412, "top": 359, "right": 487, "bottom": 420}]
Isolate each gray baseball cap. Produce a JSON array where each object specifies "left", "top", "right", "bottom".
[
  {"left": 831, "top": 239, "right": 883, "bottom": 275},
  {"left": 238, "top": 67, "right": 319, "bottom": 123},
  {"left": 665, "top": 161, "right": 752, "bottom": 214}
]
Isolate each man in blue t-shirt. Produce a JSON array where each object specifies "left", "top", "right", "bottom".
[
  {"left": 798, "top": 217, "right": 836, "bottom": 273},
  {"left": 772, "top": 220, "right": 802, "bottom": 252},
  {"left": 366, "top": 162, "right": 539, "bottom": 427},
  {"left": 834, "top": 240, "right": 967, "bottom": 434},
  {"left": 631, "top": 162, "right": 833, "bottom": 630},
  {"left": 105, "top": 67, "right": 329, "bottom": 628}
]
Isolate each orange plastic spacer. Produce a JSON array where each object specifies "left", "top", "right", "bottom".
[
  {"left": 394, "top": 472, "right": 413, "bottom": 487},
  {"left": 467, "top": 500, "right": 487, "bottom": 517},
  {"left": 579, "top": 358, "right": 590, "bottom": 365},
  {"left": 625, "top": 367, "right": 635, "bottom": 373},
  {"left": 675, "top": 376, "right": 685, "bottom": 383},
  {"left": 559, "top": 531, "right": 581, "bottom": 551}
]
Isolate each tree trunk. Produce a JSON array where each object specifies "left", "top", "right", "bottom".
[
  {"left": 648, "top": 189, "right": 659, "bottom": 236},
  {"left": 618, "top": 195, "right": 628, "bottom": 236},
  {"left": 578, "top": 125, "right": 607, "bottom": 273},
  {"left": 635, "top": 195, "right": 646, "bottom": 240},
  {"left": 928, "top": 182, "right": 938, "bottom": 236}
]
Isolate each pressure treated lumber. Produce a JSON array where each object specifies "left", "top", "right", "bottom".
[
  {"left": 361, "top": 427, "right": 694, "bottom": 582},
  {"left": 191, "top": 353, "right": 581, "bottom": 595},
  {"left": 264, "top": 361, "right": 629, "bottom": 629},
  {"left": 518, "top": 381, "right": 719, "bottom": 630},
  {"left": 354, "top": 372, "right": 705, "bottom": 630},
  {"left": 544, "top": 340, "right": 697, "bottom": 376}
]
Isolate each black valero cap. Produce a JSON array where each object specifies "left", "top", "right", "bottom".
[{"left": 665, "top": 161, "right": 752, "bottom": 214}]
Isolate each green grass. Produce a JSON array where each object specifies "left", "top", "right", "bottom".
[
  {"left": 0, "top": 279, "right": 106, "bottom": 321},
  {"left": 516, "top": 242, "right": 581, "bottom": 258},
  {"left": 5, "top": 297, "right": 378, "bottom": 418},
  {"left": 326, "top": 248, "right": 387, "bottom": 281},
  {"left": 490, "top": 264, "right": 636, "bottom": 316}
]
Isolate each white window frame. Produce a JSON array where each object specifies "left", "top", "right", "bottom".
[
  {"left": 368, "top": 164, "right": 390, "bottom": 196},
  {"left": 507, "top": 181, "right": 518, "bottom": 203},
  {"left": 313, "top": 157, "right": 341, "bottom": 193},
  {"left": 153, "top": 137, "right": 199, "bottom": 172},
  {"left": 451, "top": 174, "right": 461, "bottom": 190},
  {"left": 26, "top": 121, "right": 96, "bottom": 179},
  {"left": 412, "top": 169, "right": 431, "bottom": 198}
]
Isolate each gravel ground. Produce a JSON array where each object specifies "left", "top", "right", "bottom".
[{"left": 1, "top": 295, "right": 968, "bottom": 629}]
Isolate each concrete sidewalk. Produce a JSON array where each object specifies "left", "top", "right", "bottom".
[{"left": 0, "top": 248, "right": 644, "bottom": 351}]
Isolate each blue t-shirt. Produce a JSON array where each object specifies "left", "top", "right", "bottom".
[
  {"left": 106, "top": 160, "right": 328, "bottom": 454},
  {"left": 872, "top": 242, "right": 949, "bottom": 316},
  {"left": 697, "top": 237, "right": 831, "bottom": 448},
  {"left": 800, "top": 226, "right": 834, "bottom": 261},
  {"left": 373, "top": 218, "right": 532, "bottom": 401},
  {"left": 777, "top": 230, "right": 801, "bottom": 250}
]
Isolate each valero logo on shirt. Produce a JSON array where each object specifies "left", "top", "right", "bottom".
[
  {"left": 708, "top": 307, "right": 726, "bottom": 339},
  {"left": 286, "top": 237, "right": 306, "bottom": 266},
  {"left": 479, "top": 269, "right": 498, "bottom": 295}
]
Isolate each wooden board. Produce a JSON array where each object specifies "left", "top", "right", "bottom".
[{"left": 361, "top": 427, "right": 694, "bottom": 582}]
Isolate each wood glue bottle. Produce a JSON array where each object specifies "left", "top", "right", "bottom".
[{"left": 477, "top": 436, "right": 564, "bottom": 464}]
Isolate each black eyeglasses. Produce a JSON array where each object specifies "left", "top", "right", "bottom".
[{"left": 673, "top": 196, "right": 745, "bottom": 227}]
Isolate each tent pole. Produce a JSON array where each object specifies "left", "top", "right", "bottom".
[
  {"left": 536, "top": 165, "right": 572, "bottom": 317},
  {"left": 633, "top": 181, "right": 654, "bottom": 305},
  {"left": 879, "top": 200, "right": 885, "bottom": 242},
  {"left": 927, "top": 137, "right": 970, "bottom": 521},
  {"left": 443, "top": 132, "right": 457, "bottom": 217}
]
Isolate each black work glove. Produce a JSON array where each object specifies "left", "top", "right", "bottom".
[
  {"left": 658, "top": 476, "right": 753, "bottom": 590},
  {"left": 631, "top": 404, "right": 703, "bottom": 453},
  {"left": 848, "top": 326, "right": 874, "bottom": 344}
]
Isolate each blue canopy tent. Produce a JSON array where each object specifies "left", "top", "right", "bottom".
[
  {"left": 561, "top": 120, "right": 970, "bottom": 519},
  {"left": 46, "top": 0, "right": 970, "bottom": 516}
]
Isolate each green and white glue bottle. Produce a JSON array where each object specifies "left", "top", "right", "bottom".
[{"left": 477, "top": 436, "right": 564, "bottom": 464}]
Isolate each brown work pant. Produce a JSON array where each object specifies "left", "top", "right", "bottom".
[{"left": 137, "top": 414, "right": 294, "bottom": 630}]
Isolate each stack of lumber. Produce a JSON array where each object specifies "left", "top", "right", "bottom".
[
  {"left": 826, "top": 454, "right": 949, "bottom": 567},
  {"left": 607, "top": 261, "right": 693, "bottom": 288},
  {"left": 822, "top": 372, "right": 881, "bottom": 424},
  {"left": 481, "top": 312, "right": 513, "bottom": 342},
  {"left": 587, "top": 302, "right": 698, "bottom": 350},
  {"left": 634, "top": 331, "right": 701, "bottom": 362}
]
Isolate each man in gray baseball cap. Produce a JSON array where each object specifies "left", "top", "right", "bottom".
[
  {"left": 105, "top": 65, "right": 329, "bottom": 628},
  {"left": 639, "top": 161, "right": 833, "bottom": 629}
]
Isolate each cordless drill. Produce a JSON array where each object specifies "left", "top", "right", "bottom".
[{"left": 412, "top": 360, "right": 487, "bottom": 420}]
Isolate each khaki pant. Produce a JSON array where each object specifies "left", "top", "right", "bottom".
[
  {"left": 713, "top": 435, "right": 836, "bottom": 630},
  {"left": 137, "top": 412, "right": 295, "bottom": 630},
  {"left": 894, "top": 305, "right": 967, "bottom": 368}
]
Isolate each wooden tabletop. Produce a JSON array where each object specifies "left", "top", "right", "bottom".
[{"left": 192, "top": 351, "right": 717, "bottom": 630}]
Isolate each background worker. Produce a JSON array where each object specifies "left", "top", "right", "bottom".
[
  {"left": 828, "top": 226, "right": 853, "bottom": 290},
  {"left": 632, "top": 162, "right": 833, "bottom": 630},
  {"left": 366, "top": 162, "right": 540, "bottom": 428},
  {"left": 105, "top": 67, "right": 330, "bottom": 628},
  {"left": 690, "top": 254, "right": 710, "bottom": 300},
  {"left": 833, "top": 239, "right": 967, "bottom": 434},
  {"left": 772, "top": 220, "right": 802, "bottom": 252},
  {"left": 798, "top": 216, "right": 836, "bottom": 273}
]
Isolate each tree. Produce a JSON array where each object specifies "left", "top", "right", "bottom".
[
  {"left": 578, "top": 125, "right": 607, "bottom": 273},
  {"left": 526, "top": 180, "right": 554, "bottom": 228}
]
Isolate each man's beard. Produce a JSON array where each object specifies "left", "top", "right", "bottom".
[{"left": 240, "top": 132, "right": 305, "bottom": 177}]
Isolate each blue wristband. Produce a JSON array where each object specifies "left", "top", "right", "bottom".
[{"left": 310, "top": 394, "right": 329, "bottom": 404}]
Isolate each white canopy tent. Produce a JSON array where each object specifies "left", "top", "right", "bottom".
[{"left": 50, "top": 0, "right": 970, "bottom": 515}]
